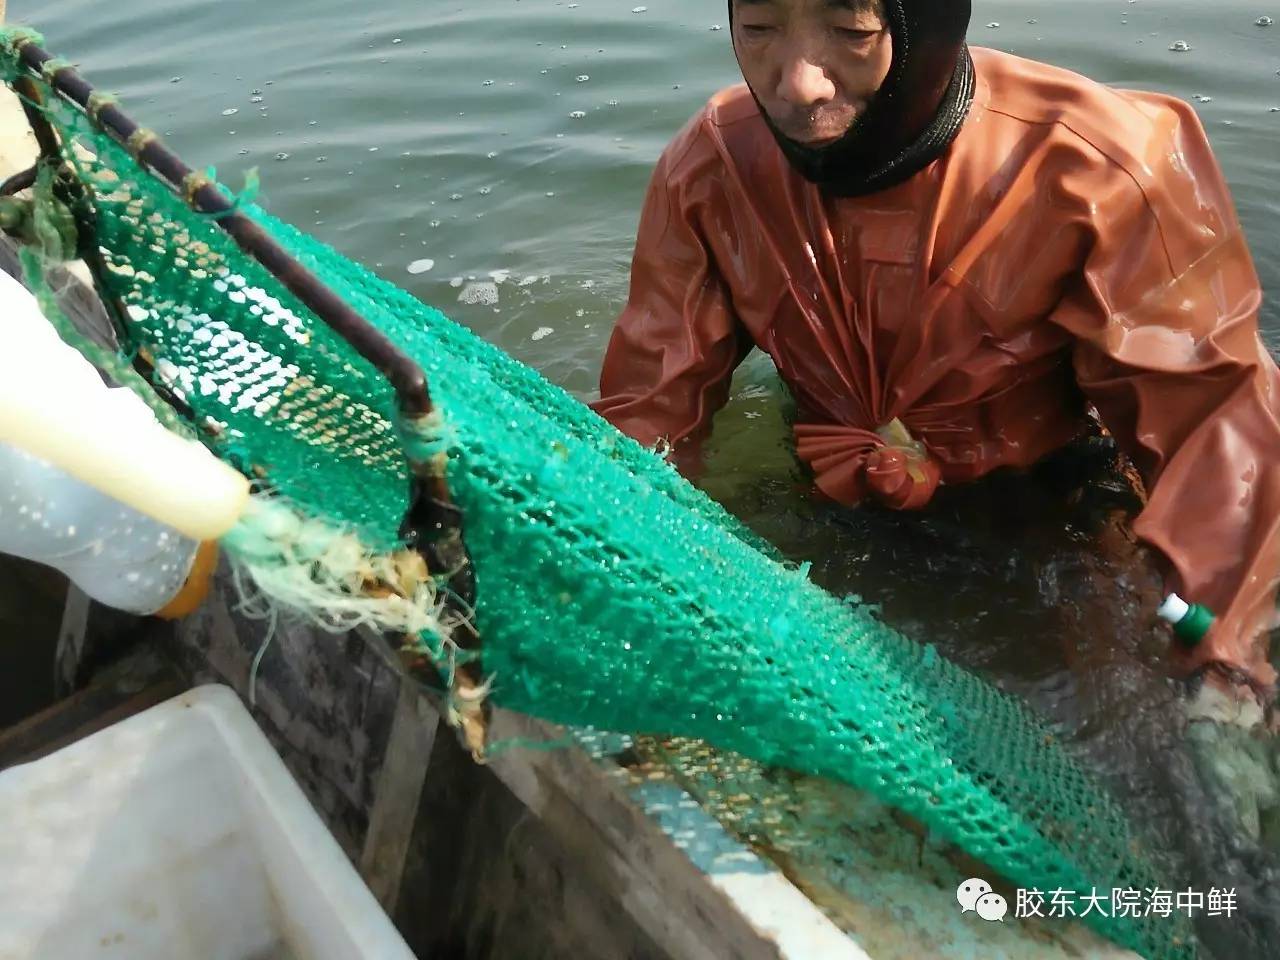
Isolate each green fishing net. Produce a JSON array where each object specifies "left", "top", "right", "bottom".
[{"left": 1, "top": 29, "right": 1196, "bottom": 959}]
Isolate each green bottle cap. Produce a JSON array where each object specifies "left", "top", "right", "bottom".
[{"left": 1174, "top": 604, "right": 1215, "bottom": 646}]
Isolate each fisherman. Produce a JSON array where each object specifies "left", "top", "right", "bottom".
[{"left": 592, "top": 0, "right": 1280, "bottom": 812}]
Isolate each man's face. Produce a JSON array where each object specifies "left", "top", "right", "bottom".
[{"left": 732, "top": 0, "right": 893, "bottom": 147}]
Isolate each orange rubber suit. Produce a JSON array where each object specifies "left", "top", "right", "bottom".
[{"left": 593, "top": 48, "right": 1280, "bottom": 693}]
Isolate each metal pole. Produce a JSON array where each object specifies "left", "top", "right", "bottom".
[
  {"left": 13, "top": 40, "right": 433, "bottom": 420},
  {"left": 5, "top": 37, "right": 485, "bottom": 718}
]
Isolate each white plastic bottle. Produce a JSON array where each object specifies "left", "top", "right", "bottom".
[{"left": 0, "top": 441, "right": 201, "bottom": 614}]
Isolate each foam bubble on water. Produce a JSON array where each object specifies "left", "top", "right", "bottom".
[
  {"left": 1170, "top": 40, "right": 1192, "bottom": 52},
  {"left": 577, "top": 75, "right": 590, "bottom": 83},
  {"left": 531, "top": 326, "right": 555, "bottom": 341},
  {"left": 569, "top": 110, "right": 587, "bottom": 119},
  {"left": 459, "top": 281, "right": 500, "bottom": 306},
  {"left": 407, "top": 258, "right": 435, "bottom": 275},
  {"left": 450, "top": 276, "right": 464, "bottom": 288},
  {"left": 222, "top": 108, "right": 239, "bottom": 116},
  {"left": 489, "top": 269, "right": 513, "bottom": 284},
  {"left": 632, "top": 6, "right": 647, "bottom": 12}
]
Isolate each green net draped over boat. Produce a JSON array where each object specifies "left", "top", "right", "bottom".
[{"left": 1, "top": 30, "right": 1195, "bottom": 959}]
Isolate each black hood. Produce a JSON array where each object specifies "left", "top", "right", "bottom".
[{"left": 729, "top": 0, "right": 975, "bottom": 197}]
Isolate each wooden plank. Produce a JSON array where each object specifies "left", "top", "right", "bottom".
[
  {"left": 0, "top": 555, "right": 65, "bottom": 727},
  {"left": 54, "top": 584, "right": 91, "bottom": 695},
  {"left": 359, "top": 678, "right": 440, "bottom": 913},
  {"left": 0, "top": 647, "right": 182, "bottom": 769},
  {"left": 169, "top": 571, "right": 405, "bottom": 860},
  {"left": 476, "top": 706, "right": 845, "bottom": 960}
]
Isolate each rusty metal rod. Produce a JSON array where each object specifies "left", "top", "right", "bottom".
[
  {"left": 14, "top": 40, "right": 433, "bottom": 419},
  {"left": 7, "top": 39, "right": 484, "bottom": 674},
  {"left": 13, "top": 74, "right": 184, "bottom": 411}
]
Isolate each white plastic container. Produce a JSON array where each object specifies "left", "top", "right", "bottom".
[{"left": 0, "top": 685, "right": 417, "bottom": 960}]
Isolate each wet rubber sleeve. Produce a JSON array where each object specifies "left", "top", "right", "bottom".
[
  {"left": 1049, "top": 100, "right": 1280, "bottom": 689},
  {"left": 592, "top": 121, "right": 753, "bottom": 474}
]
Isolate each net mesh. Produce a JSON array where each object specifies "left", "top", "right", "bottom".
[{"left": 1, "top": 30, "right": 1196, "bottom": 959}]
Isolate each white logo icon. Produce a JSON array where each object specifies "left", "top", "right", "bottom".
[
  {"left": 976, "top": 892, "right": 1009, "bottom": 922},
  {"left": 957, "top": 878, "right": 992, "bottom": 913}
]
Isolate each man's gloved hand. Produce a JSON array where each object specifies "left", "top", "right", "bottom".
[{"left": 1184, "top": 665, "right": 1280, "bottom": 847}]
